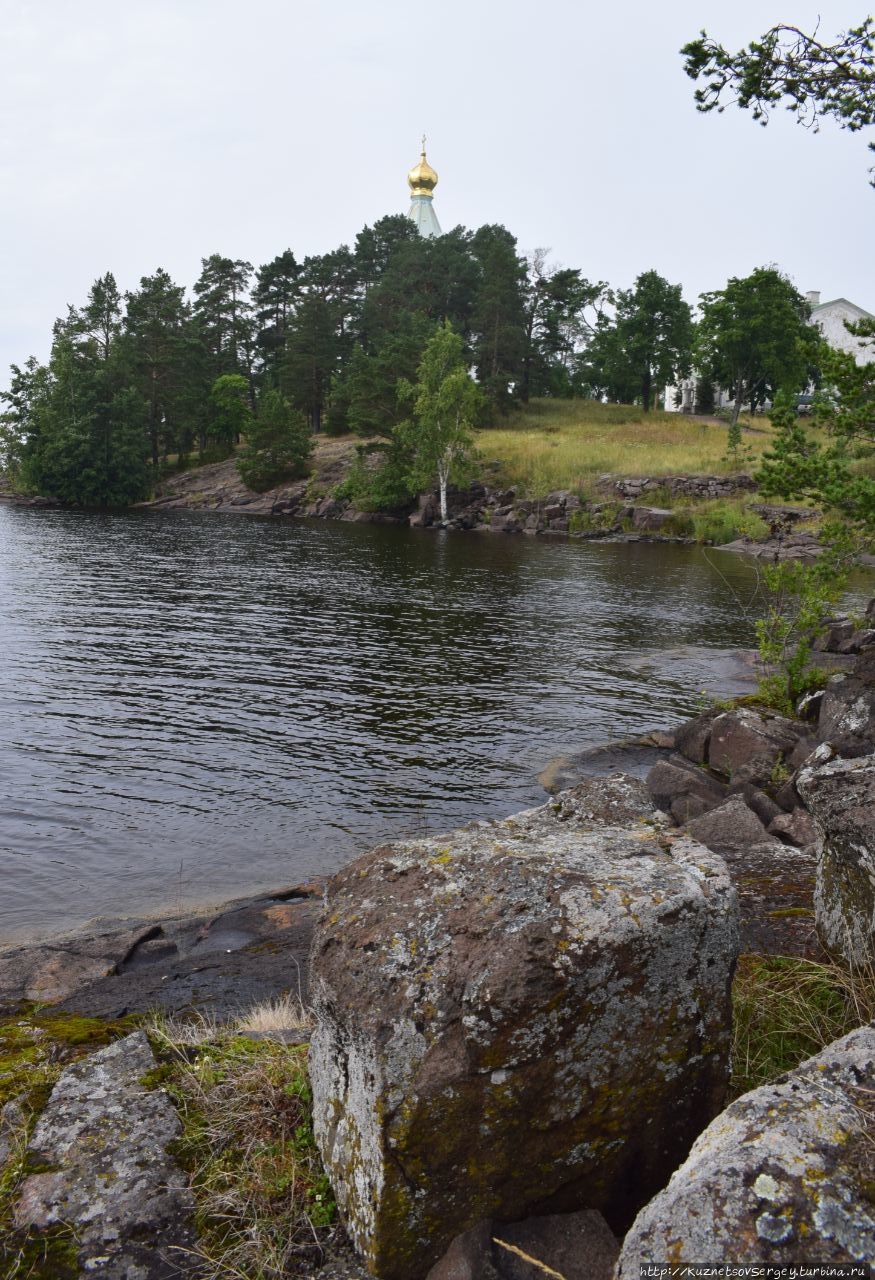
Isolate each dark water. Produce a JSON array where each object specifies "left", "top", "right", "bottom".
[{"left": 1, "top": 506, "right": 769, "bottom": 944}]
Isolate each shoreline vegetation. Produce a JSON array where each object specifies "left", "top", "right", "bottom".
[
  {"left": 2, "top": 399, "right": 826, "bottom": 554},
  {"left": 154, "top": 398, "right": 818, "bottom": 552}
]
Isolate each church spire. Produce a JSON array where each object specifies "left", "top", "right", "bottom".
[{"left": 407, "top": 138, "right": 442, "bottom": 238}]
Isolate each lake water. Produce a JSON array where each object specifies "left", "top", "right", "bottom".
[{"left": 0, "top": 506, "right": 770, "bottom": 945}]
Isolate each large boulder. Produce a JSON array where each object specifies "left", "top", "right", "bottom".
[
  {"left": 708, "top": 707, "right": 803, "bottom": 780},
  {"left": 646, "top": 756, "right": 726, "bottom": 824},
  {"left": 796, "top": 751, "right": 875, "bottom": 965},
  {"left": 817, "top": 672, "right": 875, "bottom": 756},
  {"left": 616, "top": 1025, "right": 875, "bottom": 1272},
  {"left": 308, "top": 796, "right": 738, "bottom": 1280}
]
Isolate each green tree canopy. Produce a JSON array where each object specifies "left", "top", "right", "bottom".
[
  {"left": 253, "top": 250, "right": 301, "bottom": 384},
  {"left": 237, "top": 388, "right": 312, "bottom": 492},
  {"left": 193, "top": 254, "right": 255, "bottom": 390},
  {"left": 682, "top": 19, "right": 875, "bottom": 184},
  {"left": 123, "top": 268, "right": 197, "bottom": 464},
  {"left": 583, "top": 270, "right": 693, "bottom": 410},
  {"left": 521, "top": 251, "right": 608, "bottom": 401},
  {"left": 398, "top": 321, "right": 484, "bottom": 524},
  {"left": 757, "top": 323, "right": 875, "bottom": 529},
  {"left": 469, "top": 224, "right": 528, "bottom": 412},
  {"left": 281, "top": 248, "right": 358, "bottom": 433},
  {"left": 209, "top": 373, "right": 253, "bottom": 454},
  {"left": 696, "top": 267, "right": 821, "bottom": 422},
  {"left": 9, "top": 307, "right": 152, "bottom": 507}
]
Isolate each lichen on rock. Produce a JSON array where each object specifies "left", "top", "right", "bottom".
[
  {"left": 308, "top": 791, "right": 739, "bottom": 1279},
  {"left": 797, "top": 751, "right": 875, "bottom": 966},
  {"left": 13, "top": 1030, "right": 197, "bottom": 1278},
  {"left": 616, "top": 1025, "right": 875, "bottom": 1272}
]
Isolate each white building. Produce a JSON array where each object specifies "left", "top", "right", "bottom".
[
  {"left": 665, "top": 289, "right": 875, "bottom": 413},
  {"left": 807, "top": 291, "right": 875, "bottom": 364}
]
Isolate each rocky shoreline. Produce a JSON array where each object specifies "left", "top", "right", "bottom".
[
  {"left": 3, "top": 611, "right": 875, "bottom": 1276},
  {"left": 143, "top": 450, "right": 818, "bottom": 556},
  {"left": 3, "top": 445, "right": 827, "bottom": 560}
]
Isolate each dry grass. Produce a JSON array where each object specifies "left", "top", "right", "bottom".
[
  {"left": 476, "top": 399, "right": 776, "bottom": 498},
  {"left": 147, "top": 1010, "right": 333, "bottom": 1280},
  {"left": 234, "top": 995, "right": 312, "bottom": 1036},
  {"left": 731, "top": 953, "right": 875, "bottom": 1098}
]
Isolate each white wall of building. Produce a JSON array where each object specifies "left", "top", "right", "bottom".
[{"left": 809, "top": 293, "right": 875, "bottom": 364}]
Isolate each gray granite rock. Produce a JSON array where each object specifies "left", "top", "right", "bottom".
[
  {"left": 548, "top": 773, "right": 664, "bottom": 827},
  {"left": 491, "top": 1209, "right": 618, "bottom": 1280},
  {"left": 646, "top": 757, "right": 726, "bottom": 823},
  {"left": 686, "top": 795, "right": 780, "bottom": 857},
  {"left": 797, "top": 751, "right": 875, "bottom": 964},
  {"left": 14, "top": 1030, "right": 198, "bottom": 1278},
  {"left": 768, "top": 806, "right": 819, "bottom": 852},
  {"left": 708, "top": 707, "right": 803, "bottom": 779},
  {"left": 818, "top": 673, "right": 875, "bottom": 756},
  {"left": 616, "top": 1025, "right": 875, "bottom": 1272},
  {"left": 309, "top": 794, "right": 738, "bottom": 1280},
  {"left": 427, "top": 1210, "right": 618, "bottom": 1280}
]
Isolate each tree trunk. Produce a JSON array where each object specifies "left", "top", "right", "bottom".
[
  {"left": 438, "top": 457, "right": 450, "bottom": 525},
  {"left": 149, "top": 370, "right": 159, "bottom": 468},
  {"left": 642, "top": 367, "right": 652, "bottom": 413},
  {"left": 732, "top": 375, "right": 744, "bottom": 426}
]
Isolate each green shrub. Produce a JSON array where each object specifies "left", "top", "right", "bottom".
[
  {"left": 754, "top": 548, "right": 851, "bottom": 710},
  {"left": 692, "top": 501, "right": 768, "bottom": 545},
  {"left": 342, "top": 446, "right": 415, "bottom": 512},
  {"left": 237, "top": 390, "right": 312, "bottom": 492},
  {"left": 569, "top": 502, "right": 624, "bottom": 533},
  {"left": 660, "top": 510, "right": 696, "bottom": 537}
]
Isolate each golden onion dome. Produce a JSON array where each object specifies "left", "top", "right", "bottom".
[{"left": 408, "top": 141, "right": 438, "bottom": 197}]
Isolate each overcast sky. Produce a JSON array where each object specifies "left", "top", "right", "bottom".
[{"left": 1, "top": 0, "right": 872, "bottom": 380}]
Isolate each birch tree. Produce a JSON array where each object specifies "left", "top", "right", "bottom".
[{"left": 399, "top": 322, "right": 484, "bottom": 525}]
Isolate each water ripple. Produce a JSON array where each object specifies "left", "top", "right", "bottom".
[{"left": 0, "top": 506, "right": 763, "bottom": 943}]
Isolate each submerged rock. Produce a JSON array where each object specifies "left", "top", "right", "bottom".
[
  {"left": 616, "top": 1025, "right": 875, "bottom": 1272},
  {"left": 308, "top": 796, "right": 738, "bottom": 1280}
]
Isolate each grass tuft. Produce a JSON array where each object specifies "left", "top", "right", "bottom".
[
  {"left": 148, "top": 1016, "right": 335, "bottom": 1278},
  {"left": 234, "top": 995, "right": 312, "bottom": 1035},
  {"left": 731, "top": 953, "right": 875, "bottom": 1098}
]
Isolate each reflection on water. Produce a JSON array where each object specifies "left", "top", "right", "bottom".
[{"left": 0, "top": 506, "right": 767, "bottom": 943}]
